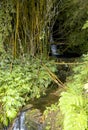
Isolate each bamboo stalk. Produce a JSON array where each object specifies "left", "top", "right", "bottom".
[
  {"left": 33, "top": 55, "right": 66, "bottom": 89},
  {"left": 42, "top": 63, "right": 66, "bottom": 88},
  {"left": 54, "top": 62, "right": 87, "bottom": 65},
  {"left": 12, "top": 0, "right": 58, "bottom": 56},
  {"left": 14, "top": 0, "right": 19, "bottom": 58}
]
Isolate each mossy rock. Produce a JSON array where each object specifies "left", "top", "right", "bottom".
[{"left": 25, "top": 108, "right": 45, "bottom": 130}]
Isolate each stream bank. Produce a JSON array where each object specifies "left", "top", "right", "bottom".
[
  {"left": 23, "top": 58, "right": 79, "bottom": 130},
  {"left": 7, "top": 86, "right": 63, "bottom": 130},
  {"left": 3, "top": 58, "right": 78, "bottom": 130}
]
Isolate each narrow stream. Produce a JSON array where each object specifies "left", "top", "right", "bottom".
[{"left": 6, "top": 57, "right": 75, "bottom": 130}]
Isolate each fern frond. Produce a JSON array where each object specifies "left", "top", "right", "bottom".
[{"left": 59, "top": 92, "right": 87, "bottom": 130}]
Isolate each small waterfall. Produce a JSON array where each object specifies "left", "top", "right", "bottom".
[
  {"left": 12, "top": 111, "right": 44, "bottom": 130},
  {"left": 13, "top": 112, "right": 27, "bottom": 130},
  {"left": 51, "top": 44, "right": 59, "bottom": 56}
]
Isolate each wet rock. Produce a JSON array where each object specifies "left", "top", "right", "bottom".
[
  {"left": 22, "top": 104, "right": 33, "bottom": 111},
  {"left": 25, "top": 108, "right": 45, "bottom": 130}
]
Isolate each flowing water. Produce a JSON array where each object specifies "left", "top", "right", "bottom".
[
  {"left": 13, "top": 112, "right": 27, "bottom": 130},
  {"left": 12, "top": 86, "right": 63, "bottom": 130},
  {"left": 12, "top": 111, "right": 44, "bottom": 130}
]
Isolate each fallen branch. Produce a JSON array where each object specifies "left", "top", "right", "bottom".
[{"left": 54, "top": 62, "right": 86, "bottom": 65}]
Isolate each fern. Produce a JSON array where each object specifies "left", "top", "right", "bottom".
[
  {"left": 59, "top": 92, "right": 87, "bottom": 130},
  {"left": 64, "top": 110, "right": 87, "bottom": 130},
  {"left": 59, "top": 54, "right": 88, "bottom": 130}
]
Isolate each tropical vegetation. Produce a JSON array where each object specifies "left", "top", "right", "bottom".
[{"left": 0, "top": 0, "right": 88, "bottom": 129}]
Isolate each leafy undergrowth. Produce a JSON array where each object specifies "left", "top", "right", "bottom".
[
  {"left": 43, "top": 54, "right": 88, "bottom": 130},
  {"left": 0, "top": 55, "right": 57, "bottom": 126},
  {"left": 59, "top": 54, "right": 88, "bottom": 130},
  {"left": 43, "top": 103, "right": 63, "bottom": 130}
]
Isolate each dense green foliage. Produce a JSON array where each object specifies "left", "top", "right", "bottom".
[
  {"left": 0, "top": 0, "right": 88, "bottom": 56},
  {"left": 0, "top": 54, "right": 57, "bottom": 126},
  {"left": 0, "top": 0, "right": 58, "bottom": 57},
  {"left": 0, "top": 1, "right": 14, "bottom": 46},
  {"left": 43, "top": 54, "right": 88, "bottom": 130},
  {"left": 0, "top": 0, "right": 88, "bottom": 129},
  {"left": 59, "top": 54, "right": 88, "bottom": 130},
  {"left": 54, "top": 0, "right": 88, "bottom": 54}
]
